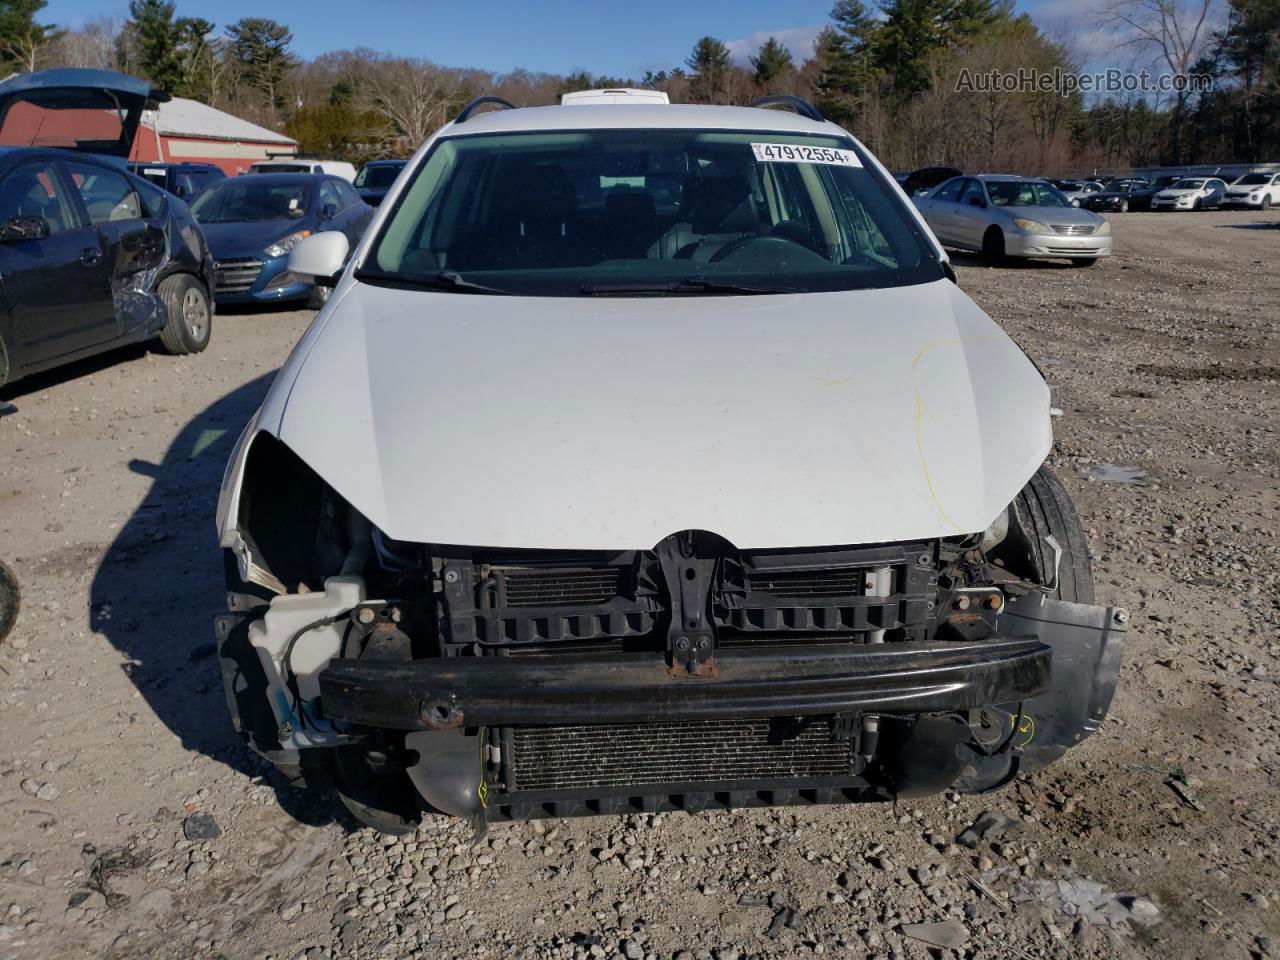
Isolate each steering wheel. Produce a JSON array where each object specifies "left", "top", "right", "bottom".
[{"left": 709, "top": 234, "right": 810, "bottom": 263}]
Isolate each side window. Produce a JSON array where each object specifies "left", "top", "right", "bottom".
[
  {"left": 335, "top": 180, "right": 361, "bottom": 208},
  {"left": 934, "top": 179, "right": 963, "bottom": 202},
  {"left": 318, "top": 180, "right": 342, "bottom": 214},
  {"left": 959, "top": 180, "right": 985, "bottom": 206},
  {"left": 133, "top": 178, "right": 167, "bottom": 219},
  {"left": 0, "top": 161, "right": 79, "bottom": 233},
  {"left": 65, "top": 162, "right": 142, "bottom": 224}
]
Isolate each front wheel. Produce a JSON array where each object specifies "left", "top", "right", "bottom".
[
  {"left": 158, "top": 274, "right": 212, "bottom": 355},
  {"left": 1262, "top": 196, "right": 1272, "bottom": 211},
  {"left": 982, "top": 227, "right": 1006, "bottom": 264},
  {"left": 1119, "top": 199, "right": 1129, "bottom": 213}
]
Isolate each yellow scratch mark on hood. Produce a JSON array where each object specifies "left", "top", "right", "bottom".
[{"left": 910, "top": 335, "right": 1004, "bottom": 535}]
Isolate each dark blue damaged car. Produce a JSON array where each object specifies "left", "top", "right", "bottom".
[{"left": 0, "top": 68, "right": 215, "bottom": 390}]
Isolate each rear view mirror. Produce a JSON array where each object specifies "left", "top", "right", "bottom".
[
  {"left": 0, "top": 216, "right": 49, "bottom": 242},
  {"left": 289, "top": 231, "right": 349, "bottom": 287}
]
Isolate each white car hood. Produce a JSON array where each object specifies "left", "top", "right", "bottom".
[
  {"left": 268, "top": 278, "right": 1050, "bottom": 550},
  {"left": 1157, "top": 188, "right": 1199, "bottom": 198}
]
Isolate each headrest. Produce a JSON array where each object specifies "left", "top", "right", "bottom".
[{"left": 689, "top": 176, "right": 756, "bottom": 233}]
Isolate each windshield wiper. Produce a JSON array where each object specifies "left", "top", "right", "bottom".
[
  {"left": 359, "top": 269, "right": 513, "bottom": 295},
  {"left": 581, "top": 278, "right": 797, "bottom": 296}
]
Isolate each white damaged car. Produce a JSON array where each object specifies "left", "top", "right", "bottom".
[{"left": 215, "top": 90, "right": 1126, "bottom": 832}]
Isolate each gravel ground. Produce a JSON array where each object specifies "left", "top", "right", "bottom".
[{"left": 1, "top": 209, "right": 1277, "bottom": 960}]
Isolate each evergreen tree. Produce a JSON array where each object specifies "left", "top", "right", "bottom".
[
  {"left": 126, "top": 0, "right": 185, "bottom": 93},
  {"left": 874, "top": 0, "right": 1006, "bottom": 94},
  {"left": 226, "top": 17, "right": 297, "bottom": 115},
  {"left": 750, "top": 36, "right": 794, "bottom": 88},
  {"left": 0, "top": 0, "right": 56, "bottom": 71},
  {"left": 685, "top": 36, "right": 731, "bottom": 102}
]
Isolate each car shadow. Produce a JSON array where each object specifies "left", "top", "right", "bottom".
[
  {"left": 1214, "top": 221, "right": 1280, "bottom": 230},
  {"left": 88, "top": 370, "right": 339, "bottom": 828},
  {"left": 949, "top": 251, "right": 1082, "bottom": 271},
  {"left": 0, "top": 342, "right": 153, "bottom": 401}
]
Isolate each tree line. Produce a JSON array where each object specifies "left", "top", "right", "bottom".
[{"left": 1, "top": 0, "right": 1275, "bottom": 172}]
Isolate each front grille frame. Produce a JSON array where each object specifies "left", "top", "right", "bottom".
[{"left": 214, "top": 257, "right": 264, "bottom": 294}]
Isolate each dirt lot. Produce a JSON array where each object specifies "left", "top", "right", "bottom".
[{"left": 1, "top": 209, "right": 1277, "bottom": 960}]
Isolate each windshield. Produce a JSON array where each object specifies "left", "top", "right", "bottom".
[
  {"left": 359, "top": 129, "right": 941, "bottom": 296},
  {"left": 356, "top": 163, "right": 405, "bottom": 189},
  {"left": 1174, "top": 179, "right": 1205, "bottom": 189},
  {"left": 1234, "top": 174, "right": 1268, "bottom": 185},
  {"left": 191, "top": 181, "right": 310, "bottom": 223},
  {"left": 985, "top": 181, "right": 1072, "bottom": 207}
]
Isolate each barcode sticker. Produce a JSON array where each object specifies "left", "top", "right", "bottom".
[{"left": 751, "top": 142, "right": 862, "bottom": 167}]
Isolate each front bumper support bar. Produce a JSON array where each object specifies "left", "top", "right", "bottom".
[{"left": 318, "top": 637, "right": 1051, "bottom": 730}]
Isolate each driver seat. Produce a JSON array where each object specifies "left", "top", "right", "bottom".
[{"left": 648, "top": 175, "right": 760, "bottom": 261}]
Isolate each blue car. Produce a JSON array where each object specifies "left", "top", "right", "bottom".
[
  {"left": 191, "top": 173, "right": 372, "bottom": 307},
  {"left": 353, "top": 159, "right": 406, "bottom": 206}
]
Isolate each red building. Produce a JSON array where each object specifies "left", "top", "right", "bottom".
[{"left": 129, "top": 97, "right": 298, "bottom": 175}]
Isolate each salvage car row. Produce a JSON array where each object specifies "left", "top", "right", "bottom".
[{"left": 0, "top": 69, "right": 404, "bottom": 388}]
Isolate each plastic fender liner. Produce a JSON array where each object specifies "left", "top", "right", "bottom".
[{"left": 997, "top": 592, "right": 1127, "bottom": 772}]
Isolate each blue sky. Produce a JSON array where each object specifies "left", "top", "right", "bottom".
[{"left": 46, "top": 0, "right": 1083, "bottom": 78}]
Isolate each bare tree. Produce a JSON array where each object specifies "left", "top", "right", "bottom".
[
  {"left": 365, "top": 57, "right": 467, "bottom": 151},
  {"left": 48, "top": 17, "right": 122, "bottom": 70},
  {"left": 1097, "top": 0, "right": 1221, "bottom": 160}
]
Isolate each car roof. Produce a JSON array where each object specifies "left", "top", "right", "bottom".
[
  {"left": 219, "top": 172, "right": 327, "bottom": 185},
  {"left": 364, "top": 159, "right": 406, "bottom": 166},
  {"left": 441, "top": 103, "right": 846, "bottom": 138},
  {"left": 972, "top": 174, "right": 1049, "bottom": 182}
]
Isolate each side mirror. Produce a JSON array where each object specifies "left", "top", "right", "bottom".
[
  {"left": 289, "top": 231, "right": 349, "bottom": 288},
  {"left": 966, "top": 195, "right": 985, "bottom": 208},
  {"left": 319, "top": 203, "right": 338, "bottom": 221},
  {"left": 0, "top": 216, "right": 49, "bottom": 242}
]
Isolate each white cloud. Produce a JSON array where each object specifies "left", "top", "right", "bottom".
[{"left": 724, "top": 25, "right": 827, "bottom": 66}]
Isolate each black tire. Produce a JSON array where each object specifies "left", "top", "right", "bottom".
[
  {"left": 1005, "top": 465, "right": 1094, "bottom": 603},
  {"left": 1119, "top": 199, "right": 1128, "bottom": 213},
  {"left": 307, "top": 283, "right": 332, "bottom": 310},
  {"left": 1193, "top": 197, "right": 1203, "bottom": 210},
  {"left": 158, "top": 274, "right": 212, "bottom": 355},
  {"left": 1070, "top": 257, "right": 1098, "bottom": 268},
  {"left": 1262, "top": 196, "right": 1272, "bottom": 211},
  {"left": 981, "top": 227, "right": 1006, "bottom": 264},
  {"left": 0, "top": 558, "right": 18, "bottom": 643}
]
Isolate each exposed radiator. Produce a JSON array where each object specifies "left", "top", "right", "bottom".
[{"left": 507, "top": 717, "right": 855, "bottom": 791}]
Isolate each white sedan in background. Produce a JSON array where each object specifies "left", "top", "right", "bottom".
[{"left": 1220, "top": 172, "right": 1280, "bottom": 210}]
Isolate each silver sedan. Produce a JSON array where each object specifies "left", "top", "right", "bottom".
[{"left": 913, "top": 175, "right": 1112, "bottom": 266}]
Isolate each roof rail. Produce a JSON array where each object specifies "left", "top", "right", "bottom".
[
  {"left": 455, "top": 96, "right": 517, "bottom": 124},
  {"left": 746, "top": 95, "right": 824, "bottom": 123}
]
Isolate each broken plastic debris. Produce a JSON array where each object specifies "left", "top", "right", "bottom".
[
  {"left": 1086, "top": 463, "right": 1147, "bottom": 485},
  {"left": 899, "top": 919, "right": 969, "bottom": 949}
]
